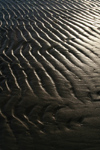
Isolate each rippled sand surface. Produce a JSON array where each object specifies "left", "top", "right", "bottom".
[{"left": 0, "top": 0, "right": 100, "bottom": 149}]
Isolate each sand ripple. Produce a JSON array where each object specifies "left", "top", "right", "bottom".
[{"left": 0, "top": 0, "right": 100, "bottom": 149}]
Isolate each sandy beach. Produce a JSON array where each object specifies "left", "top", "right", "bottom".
[{"left": 0, "top": 0, "right": 100, "bottom": 149}]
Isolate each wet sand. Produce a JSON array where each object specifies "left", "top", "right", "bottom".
[{"left": 0, "top": 0, "right": 100, "bottom": 150}]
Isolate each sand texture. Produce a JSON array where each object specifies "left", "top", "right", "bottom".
[{"left": 0, "top": 0, "right": 100, "bottom": 150}]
